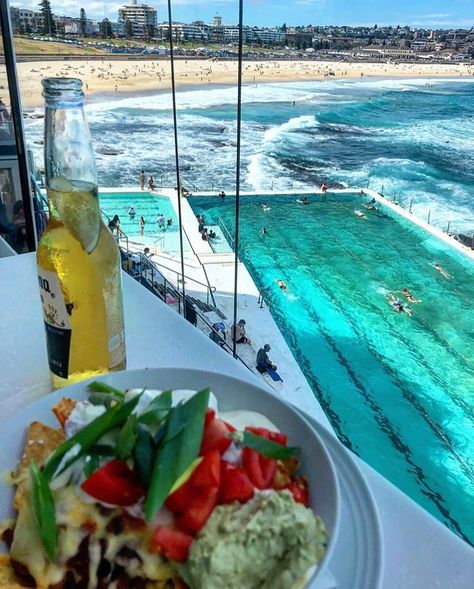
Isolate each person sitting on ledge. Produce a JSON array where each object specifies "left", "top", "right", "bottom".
[
  {"left": 143, "top": 247, "right": 153, "bottom": 258},
  {"left": 232, "top": 319, "right": 251, "bottom": 345},
  {"left": 210, "top": 322, "right": 227, "bottom": 348},
  {"left": 256, "top": 344, "right": 277, "bottom": 374}
]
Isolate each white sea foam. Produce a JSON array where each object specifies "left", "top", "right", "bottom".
[{"left": 23, "top": 78, "right": 474, "bottom": 231}]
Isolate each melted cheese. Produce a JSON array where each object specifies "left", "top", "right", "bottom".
[{"left": 10, "top": 483, "right": 174, "bottom": 588}]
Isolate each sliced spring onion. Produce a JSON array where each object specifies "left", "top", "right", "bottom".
[
  {"left": 43, "top": 393, "right": 142, "bottom": 480},
  {"left": 232, "top": 431, "right": 300, "bottom": 460},
  {"left": 30, "top": 460, "right": 57, "bottom": 561},
  {"left": 144, "top": 388, "right": 210, "bottom": 520}
]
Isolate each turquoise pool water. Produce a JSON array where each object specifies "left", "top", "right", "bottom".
[
  {"left": 190, "top": 192, "right": 474, "bottom": 544},
  {"left": 99, "top": 191, "right": 189, "bottom": 253}
]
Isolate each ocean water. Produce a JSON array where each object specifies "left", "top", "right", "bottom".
[
  {"left": 25, "top": 77, "right": 474, "bottom": 234},
  {"left": 190, "top": 192, "right": 474, "bottom": 545}
]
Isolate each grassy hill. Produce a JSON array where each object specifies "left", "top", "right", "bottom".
[{"left": 13, "top": 37, "right": 106, "bottom": 55}]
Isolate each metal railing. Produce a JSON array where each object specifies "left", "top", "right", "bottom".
[
  {"left": 217, "top": 216, "right": 235, "bottom": 249},
  {"left": 127, "top": 252, "right": 255, "bottom": 372},
  {"left": 148, "top": 256, "right": 217, "bottom": 307}
]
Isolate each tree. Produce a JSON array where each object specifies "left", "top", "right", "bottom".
[
  {"left": 146, "top": 24, "right": 155, "bottom": 41},
  {"left": 100, "top": 18, "right": 113, "bottom": 39},
  {"left": 18, "top": 24, "right": 25, "bottom": 35},
  {"left": 39, "top": 0, "right": 56, "bottom": 36},
  {"left": 79, "top": 8, "right": 87, "bottom": 37},
  {"left": 25, "top": 22, "right": 32, "bottom": 35},
  {"left": 124, "top": 19, "right": 133, "bottom": 39},
  {"left": 281, "top": 23, "right": 287, "bottom": 32}
]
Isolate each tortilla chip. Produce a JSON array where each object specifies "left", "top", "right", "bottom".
[
  {"left": 0, "top": 554, "right": 31, "bottom": 587},
  {"left": 52, "top": 397, "right": 77, "bottom": 428},
  {"left": 12, "top": 421, "right": 64, "bottom": 510}
]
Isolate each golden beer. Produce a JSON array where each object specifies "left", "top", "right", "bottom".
[{"left": 37, "top": 79, "right": 126, "bottom": 388}]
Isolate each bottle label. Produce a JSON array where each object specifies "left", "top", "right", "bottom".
[{"left": 38, "top": 268, "right": 72, "bottom": 379}]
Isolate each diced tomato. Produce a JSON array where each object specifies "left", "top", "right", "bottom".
[
  {"left": 245, "top": 426, "right": 288, "bottom": 446},
  {"left": 204, "top": 408, "right": 216, "bottom": 426},
  {"left": 220, "top": 462, "right": 254, "bottom": 504},
  {"left": 80, "top": 460, "right": 145, "bottom": 506},
  {"left": 150, "top": 526, "right": 194, "bottom": 562},
  {"left": 166, "top": 450, "right": 221, "bottom": 511},
  {"left": 200, "top": 415, "right": 234, "bottom": 455},
  {"left": 284, "top": 482, "right": 309, "bottom": 506},
  {"left": 190, "top": 450, "right": 221, "bottom": 488},
  {"left": 176, "top": 487, "right": 219, "bottom": 533},
  {"left": 165, "top": 478, "right": 195, "bottom": 512},
  {"left": 242, "top": 448, "right": 276, "bottom": 490}
]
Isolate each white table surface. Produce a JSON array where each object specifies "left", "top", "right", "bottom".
[{"left": 1, "top": 253, "right": 473, "bottom": 588}]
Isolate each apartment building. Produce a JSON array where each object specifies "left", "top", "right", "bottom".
[{"left": 118, "top": 0, "right": 157, "bottom": 37}]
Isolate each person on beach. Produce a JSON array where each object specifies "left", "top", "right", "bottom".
[
  {"left": 139, "top": 216, "right": 145, "bottom": 236},
  {"left": 140, "top": 170, "right": 145, "bottom": 191},
  {"left": 128, "top": 206, "right": 136, "bottom": 219},
  {"left": 434, "top": 263, "right": 452, "bottom": 279},
  {"left": 148, "top": 176, "right": 156, "bottom": 191}
]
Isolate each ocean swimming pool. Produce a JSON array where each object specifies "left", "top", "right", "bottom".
[
  {"left": 99, "top": 190, "right": 190, "bottom": 253},
  {"left": 189, "top": 192, "right": 474, "bottom": 544}
]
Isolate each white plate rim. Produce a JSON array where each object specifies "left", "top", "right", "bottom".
[{"left": 298, "top": 409, "right": 385, "bottom": 589}]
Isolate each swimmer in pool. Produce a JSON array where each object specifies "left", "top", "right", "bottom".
[
  {"left": 387, "top": 294, "right": 412, "bottom": 316},
  {"left": 434, "top": 263, "right": 452, "bottom": 279},
  {"left": 354, "top": 209, "right": 366, "bottom": 219},
  {"left": 262, "top": 203, "right": 271, "bottom": 212},
  {"left": 297, "top": 197, "right": 309, "bottom": 205},
  {"left": 261, "top": 227, "right": 268, "bottom": 236},
  {"left": 402, "top": 288, "right": 421, "bottom": 303},
  {"left": 277, "top": 279, "right": 287, "bottom": 291}
]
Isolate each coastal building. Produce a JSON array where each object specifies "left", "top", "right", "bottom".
[
  {"left": 9, "top": 7, "right": 43, "bottom": 34},
  {"left": 118, "top": 0, "right": 157, "bottom": 38},
  {"left": 246, "top": 28, "right": 286, "bottom": 45}
]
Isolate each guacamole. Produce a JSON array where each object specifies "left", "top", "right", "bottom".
[{"left": 179, "top": 490, "right": 327, "bottom": 589}]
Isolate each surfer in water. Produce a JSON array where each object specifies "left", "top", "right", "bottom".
[
  {"left": 402, "top": 288, "right": 421, "bottom": 303},
  {"left": 434, "top": 263, "right": 452, "bottom": 279}
]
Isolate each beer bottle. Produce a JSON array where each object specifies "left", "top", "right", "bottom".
[{"left": 37, "top": 78, "right": 126, "bottom": 389}]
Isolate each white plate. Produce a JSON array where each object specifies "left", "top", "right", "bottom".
[
  {"left": 0, "top": 367, "right": 340, "bottom": 588},
  {"left": 299, "top": 410, "right": 384, "bottom": 589}
]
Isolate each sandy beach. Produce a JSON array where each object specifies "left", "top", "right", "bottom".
[{"left": 16, "top": 58, "right": 474, "bottom": 109}]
